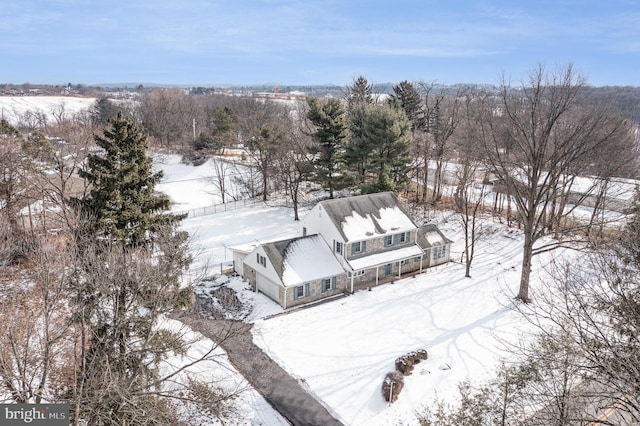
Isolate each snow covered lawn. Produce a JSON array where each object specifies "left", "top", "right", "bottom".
[{"left": 249, "top": 219, "right": 567, "bottom": 425}]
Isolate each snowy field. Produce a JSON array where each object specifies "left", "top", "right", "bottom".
[
  {"left": 0, "top": 96, "right": 96, "bottom": 123},
  {"left": 157, "top": 154, "right": 576, "bottom": 425}
]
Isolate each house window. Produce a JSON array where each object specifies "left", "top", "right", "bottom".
[
  {"left": 257, "top": 253, "right": 266, "bottom": 267},
  {"left": 351, "top": 241, "right": 366, "bottom": 255},
  {"left": 348, "top": 270, "right": 365, "bottom": 278},
  {"left": 335, "top": 241, "right": 343, "bottom": 254},
  {"left": 384, "top": 264, "right": 392, "bottom": 275},
  {"left": 433, "top": 246, "right": 447, "bottom": 260},
  {"left": 321, "top": 278, "right": 331, "bottom": 293},
  {"left": 396, "top": 259, "right": 409, "bottom": 267},
  {"left": 414, "top": 256, "right": 422, "bottom": 263},
  {"left": 293, "top": 283, "right": 310, "bottom": 300},
  {"left": 384, "top": 235, "right": 393, "bottom": 247},
  {"left": 393, "top": 232, "right": 411, "bottom": 245}
]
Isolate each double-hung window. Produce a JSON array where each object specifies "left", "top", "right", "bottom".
[
  {"left": 351, "top": 241, "right": 366, "bottom": 255},
  {"left": 322, "top": 277, "right": 338, "bottom": 292},
  {"left": 384, "top": 235, "right": 393, "bottom": 247},
  {"left": 294, "top": 283, "right": 310, "bottom": 300}
]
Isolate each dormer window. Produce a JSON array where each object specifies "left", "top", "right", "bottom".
[{"left": 351, "top": 241, "right": 366, "bottom": 254}]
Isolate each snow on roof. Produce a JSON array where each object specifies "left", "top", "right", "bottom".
[
  {"left": 347, "top": 245, "right": 423, "bottom": 271},
  {"left": 227, "top": 242, "right": 260, "bottom": 254},
  {"left": 279, "top": 235, "right": 345, "bottom": 287},
  {"left": 320, "top": 192, "right": 417, "bottom": 241},
  {"left": 417, "top": 224, "right": 452, "bottom": 249},
  {"left": 342, "top": 206, "right": 416, "bottom": 241},
  {"left": 570, "top": 176, "right": 638, "bottom": 202},
  {"left": 425, "top": 229, "right": 446, "bottom": 246}
]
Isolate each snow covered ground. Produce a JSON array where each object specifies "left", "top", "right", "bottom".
[
  {"left": 157, "top": 153, "right": 577, "bottom": 425},
  {"left": 249, "top": 218, "right": 565, "bottom": 425},
  {"left": 0, "top": 96, "right": 96, "bottom": 124}
]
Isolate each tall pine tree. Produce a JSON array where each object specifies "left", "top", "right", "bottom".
[
  {"left": 68, "top": 113, "right": 217, "bottom": 424},
  {"left": 390, "top": 80, "right": 425, "bottom": 131},
  {"left": 344, "top": 103, "right": 412, "bottom": 194},
  {"left": 307, "top": 97, "right": 348, "bottom": 198},
  {"left": 345, "top": 75, "right": 374, "bottom": 111},
  {"left": 77, "top": 112, "right": 177, "bottom": 247}
]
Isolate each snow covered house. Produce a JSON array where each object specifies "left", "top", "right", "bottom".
[{"left": 238, "top": 192, "right": 452, "bottom": 308}]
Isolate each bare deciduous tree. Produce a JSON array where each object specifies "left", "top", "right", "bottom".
[
  {"left": 477, "top": 64, "right": 637, "bottom": 302},
  {"left": 0, "top": 235, "right": 77, "bottom": 404}
]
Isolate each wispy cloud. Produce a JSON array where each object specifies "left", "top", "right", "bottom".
[{"left": 1, "top": 0, "right": 638, "bottom": 85}]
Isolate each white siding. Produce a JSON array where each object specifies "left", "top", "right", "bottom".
[
  {"left": 244, "top": 246, "right": 283, "bottom": 285},
  {"left": 232, "top": 251, "right": 246, "bottom": 276},
  {"left": 300, "top": 204, "right": 347, "bottom": 265},
  {"left": 256, "top": 272, "right": 280, "bottom": 303}
]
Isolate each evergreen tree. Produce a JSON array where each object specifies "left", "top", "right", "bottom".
[
  {"left": 391, "top": 80, "right": 425, "bottom": 131},
  {"left": 76, "top": 112, "right": 177, "bottom": 247},
  {"left": 91, "top": 97, "right": 121, "bottom": 127},
  {"left": 67, "top": 113, "right": 234, "bottom": 424},
  {"left": 347, "top": 104, "right": 412, "bottom": 193},
  {"left": 345, "top": 75, "right": 374, "bottom": 111},
  {"left": 307, "top": 97, "right": 348, "bottom": 198},
  {"left": 344, "top": 104, "right": 371, "bottom": 186},
  {"left": 194, "top": 106, "right": 238, "bottom": 154},
  {"left": 247, "top": 124, "right": 283, "bottom": 201}
]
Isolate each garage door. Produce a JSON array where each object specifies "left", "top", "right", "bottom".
[{"left": 256, "top": 273, "right": 281, "bottom": 303}]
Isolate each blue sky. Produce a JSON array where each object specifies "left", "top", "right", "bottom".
[{"left": 2, "top": 0, "right": 640, "bottom": 86}]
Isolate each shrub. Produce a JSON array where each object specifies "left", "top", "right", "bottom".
[{"left": 382, "top": 371, "right": 404, "bottom": 403}]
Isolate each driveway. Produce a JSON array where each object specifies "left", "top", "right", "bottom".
[{"left": 181, "top": 316, "right": 344, "bottom": 426}]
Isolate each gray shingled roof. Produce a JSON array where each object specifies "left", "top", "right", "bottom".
[
  {"left": 416, "top": 223, "right": 453, "bottom": 249},
  {"left": 262, "top": 236, "right": 298, "bottom": 281},
  {"left": 318, "top": 192, "right": 417, "bottom": 241}
]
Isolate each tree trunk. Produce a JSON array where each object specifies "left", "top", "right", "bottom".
[
  {"left": 517, "top": 229, "right": 534, "bottom": 303},
  {"left": 292, "top": 181, "right": 300, "bottom": 221}
]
